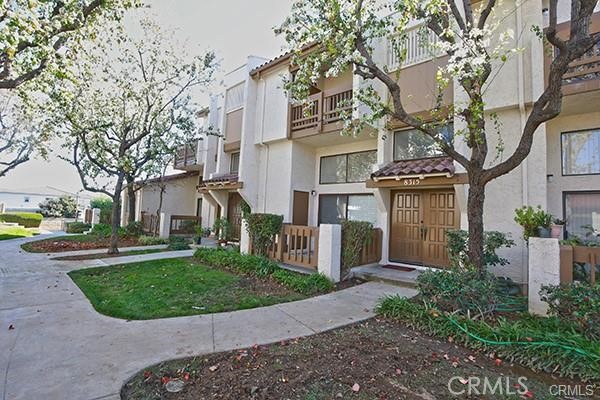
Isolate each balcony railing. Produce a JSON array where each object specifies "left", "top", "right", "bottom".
[
  {"left": 173, "top": 142, "right": 199, "bottom": 169},
  {"left": 387, "top": 24, "right": 441, "bottom": 70},
  {"left": 561, "top": 38, "right": 600, "bottom": 88},
  {"left": 289, "top": 88, "right": 353, "bottom": 137}
]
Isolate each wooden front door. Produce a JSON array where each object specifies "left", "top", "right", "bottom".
[
  {"left": 390, "top": 190, "right": 459, "bottom": 268},
  {"left": 292, "top": 191, "right": 309, "bottom": 226},
  {"left": 227, "top": 192, "right": 243, "bottom": 240}
]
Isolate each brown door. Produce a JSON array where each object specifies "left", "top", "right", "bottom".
[
  {"left": 227, "top": 192, "right": 243, "bottom": 240},
  {"left": 292, "top": 191, "right": 309, "bottom": 226},
  {"left": 390, "top": 190, "right": 459, "bottom": 268},
  {"left": 390, "top": 192, "right": 423, "bottom": 264}
]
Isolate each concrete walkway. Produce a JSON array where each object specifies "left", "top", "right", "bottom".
[{"left": 0, "top": 233, "right": 416, "bottom": 400}]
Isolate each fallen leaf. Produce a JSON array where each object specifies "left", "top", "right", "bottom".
[
  {"left": 494, "top": 358, "right": 502, "bottom": 366},
  {"left": 395, "top": 368, "right": 402, "bottom": 375},
  {"left": 468, "top": 355, "right": 476, "bottom": 362},
  {"left": 161, "top": 376, "right": 170, "bottom": 385},
  {"left": 143, "top": 371, "right": 152, "bottom": 379},
  {"left": 352, "top": 383, "right": 360, "bottom": 392},
  {"left": 208, "top": 365, "right": 218, "bottom": 372},
  {"left": 184, "top": 373, "right": 190, "bottom": 381},
  {"left": 522, "top": 390, "right": 534, "bottom": 398},
  {"left": 459, "top": 378, "right": 469, "bottom": 385}
]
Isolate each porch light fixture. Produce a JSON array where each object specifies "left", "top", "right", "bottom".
[{"left": 311, "top": 190, "right": 317, "bottom": 197}]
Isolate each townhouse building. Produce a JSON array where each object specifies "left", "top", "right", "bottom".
[{"left": 131, "top": 2, "right": 600, "bottom": 289}]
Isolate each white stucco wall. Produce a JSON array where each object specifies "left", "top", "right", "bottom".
[
  {"left": 0, "top": 192, "right": 61, "bottom": 212},
  {"left": 138, "top": 175, "right": 199, "bottom": 220}
]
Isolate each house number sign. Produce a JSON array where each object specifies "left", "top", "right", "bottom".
[{"left": 402, "top": 178, "right": 421, "bottom": 186}]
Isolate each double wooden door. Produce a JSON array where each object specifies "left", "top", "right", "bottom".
[{"left": 390, "top": 190, "right": 459, "bottom": 268}]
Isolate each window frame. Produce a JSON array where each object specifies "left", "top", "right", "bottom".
[
  {"left": 317, "top": 193, "right": 377, "bottom": 225},
  {"left": 229, "top": 152, "right": 240, "bottom": 174},
  {"left": 319, "top": 149, "right": 377, "bottom": 185},
  {"left": 392, "top": 125, "right": 452, "bottom": 161},
  {"left": 562, "top": 190, "right": 600, "bottom": 239},
  {"left": 560, "top": 128, "right": 600, "bottom": 177}
]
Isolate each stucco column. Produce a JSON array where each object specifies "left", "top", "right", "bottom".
[
  {"left": 159, "top": 212, "right": 171, "bottom": 239},
  {"left": 528, "top": 238, "right": 561, "bottom": 316},
  {"left": 91, "top": 208, "right": 101, "bottom": 226},
  {"left": 318, "top": 224, "right": 342, "bottom": 283},
  {"left": 239, "top": 219, "right": 250, "bottom": 254}
]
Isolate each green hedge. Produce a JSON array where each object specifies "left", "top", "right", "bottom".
[
  {"left": 376, "top": 296, "right": 600, "bottom": 381},
  {"left": 194, "top": 247, "right": 334, "bottom": 295},
  {"left": 0, "top": 212, "right": 43, "bottom": 228},
  {"left": 66, "top": 222, "right": 91, "bottom": 233}
]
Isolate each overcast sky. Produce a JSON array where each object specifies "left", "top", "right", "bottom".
[{"left": 0, "top": 0, "right": 293, "bottom": 196}]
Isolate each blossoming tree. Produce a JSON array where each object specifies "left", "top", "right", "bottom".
[{"left": 278, "top": 0, "right": 600, "bottom": 272}]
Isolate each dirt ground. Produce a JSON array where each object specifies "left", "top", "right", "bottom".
[
  {"left": 21, "top": 236, "right": 143, "bottom": 253},
  {"left": 122, "top": 318, "right": 592, "bottom": 400}
]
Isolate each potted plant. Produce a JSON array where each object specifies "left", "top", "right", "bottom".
[
  {"left": 213, "top": 218, "right": 232, "bottom": 245},
  {"left": 193, "top": 224, "right": 203, "bottom": 245},
  {"left": 514, "top": 206, "right": 553, "bottom": 240},
  {"left": 201, "top": 227, "right": 212, "bottom": 238},
  {"left": 551, "top": 218, "right": 565, "bottom": 239},
  {"left": 536, "top": 210, "right": 553, "bottom": 238}
]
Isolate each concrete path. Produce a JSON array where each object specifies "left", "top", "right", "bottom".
[{"left": 0, "top": 233, "right": 415, "bottom": 400}]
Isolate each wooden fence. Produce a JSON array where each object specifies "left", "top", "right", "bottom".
[
  {"left": 169, "top": 215, "right": 201, "bottom": 235},
  {"left": 141, "top": 212, "right": 160, "bottom": 236},
  {"left": 358, "top": 228, "right": 383, "bottom": 265},
  {"left": 560, "top": 245, "right": 600, "bottom": 285},
  {"left": 264, "top": 224, "right": 319, "bottom": 269}
]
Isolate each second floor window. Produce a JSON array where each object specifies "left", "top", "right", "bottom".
[
  {"left": 562, "top": 129, "right": 600, "bottom": 175},
  {"left": 320, "top": 150, "right": 377, "bottom": 184},
  {"left": 230, "top": 152, "right": 240, "bottom": 174},
  {"left": 394, "top": 124, "right": 452, "bottom": 160}
]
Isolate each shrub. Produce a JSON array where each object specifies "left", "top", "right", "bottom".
[
  {"left": 540, "top": 283, "right": 600, "bottom": 341},
  {"left": 213, "top": 218, "right": 234, "bottom": 242},
  {"left": 167, "top": 236, "right": 190, "bottom": 251},
  {"left": 446, "top": 230, "right": 515, "bottom": 268},
  {"left": 514, "top": 205, "right": 553, "bottom": 241},
  {"left": 66, "top": 222, "right": 91, "bottom": 233},
  {"left": 124, "top": 221, "right": 144, "bottom": 237},
  {"left": 194, "top": 248, "right": 334, "bottom": 295},
  {"left": 138, "top": 235, "right": 168, "bottom": 245},
  {"left": 416, "top": 268, "right": 501, "bottom": 316},
  {"left": 376, "top": 296, "right": 600, "bottom": 381},
  {"left": 90, "top": 223, "right": 113, "bottom": 237},
  {"left": 39, "top": 196, "right": 78, "bottom": 218},
  {"left": 246, "top": 213, "right": 283, "bottom": 256},
  {"left": 90, "top": 198, "right": 113, "bottom": 224},
  {"left": 0, "top": 212, "right": 43, "bottom": 228},
  {"left": 341, "top": 220, "right": 373, "bottom": 273}
]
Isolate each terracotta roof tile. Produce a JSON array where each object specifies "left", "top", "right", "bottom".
[{"left": 371, "top": 157, "right": 455, "bottom": 179}]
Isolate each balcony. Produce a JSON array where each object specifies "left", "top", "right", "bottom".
[
  {"left": 173, "top": 141, "right": 201, "bottom": 170},
  {"left": 289, "top": 88, "right": 353, "bottom": 139},
  {"left": 560, "top": 38, "right": 600, "bottom": 96}
]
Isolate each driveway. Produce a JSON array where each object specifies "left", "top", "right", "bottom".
[{"left": 0, "top": 233, "right": 415, "bottom": 400}]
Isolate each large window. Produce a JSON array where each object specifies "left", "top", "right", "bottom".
[
  {"left": 561, "top": 129, "right": 600, "bottom": 175},
  {"left": 393, "top": 124, "right": 452, "bottom": 160},
  {"left": 319, "top": 150, "right": 377, "bottom": 184},
  {"left": 564, "top": 192, "right": 600, "bottom": 239},
  {"left": 230, "top": 152, "right": 240, "bottom": 174},
  {"left": 318, "top": 194, "right": 377, "bottom": 225}
]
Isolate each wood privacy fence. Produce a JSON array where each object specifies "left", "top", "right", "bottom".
[
  {"left": 358, "top": 228, "right": 383, "bottom": 266},
  {"left": 84, "top": 209, "right": 93, "bottom": 224},
  {"left": 169, "top": 215, "right": 201, "bottom": 235},
  {"left": 141, "top": 212, "right": 160, "bottom": 235},
  {"left": 263, "top": 224, "right": 319, "bottom": 269},
  {"left": 560, "top": 245, "right": 600, "bottom": 285}
]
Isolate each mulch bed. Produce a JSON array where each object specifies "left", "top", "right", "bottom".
[
  {"left": 121, "top": 319, "right": 584, "bottom": 400},
  {"left": 22, "top": 236, "right": 142, "bottom": 253}
]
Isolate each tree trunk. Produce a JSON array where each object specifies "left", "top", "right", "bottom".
[
  {"left": 467, "top": 181, "right": 486, "bottom": 274},
  {"left": 108, "top": 176, "right": 125, "bottom": 254},
  {"left": 126, "top": 179, "right": 136, "bottom": 224}
]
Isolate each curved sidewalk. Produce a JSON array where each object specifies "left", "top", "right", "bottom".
[{"left": 0, "top": 234, "right": 416, "bottom": 400}]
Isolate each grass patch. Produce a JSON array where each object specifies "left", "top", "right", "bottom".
[
  {"left": 376, "top": 296, "right": 600, "bottom": 382},
  {"left": 52, "top": 248, "right": 166, "bottom": 261},
  {"left": 68, "top": 258, "right": 307, "bottom": 320},
  {"left": 0, "top": 226, "right": 39, "bottom": 241}
]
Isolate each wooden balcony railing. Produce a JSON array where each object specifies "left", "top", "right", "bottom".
[
  {"left": 560, "top": 245, "right": 599, "bottom": 285},
  {"left": 174, "top": 142, "right": 199, "bottom": 169},
  {"left": 289, "top": 88, "right": 353, "bottom": 137},
  {"left": 264, "top": 224, "right": 319, "bottom": 269},
  {"left": 561, "top": 39, "right": 600, "bottom": 88}
]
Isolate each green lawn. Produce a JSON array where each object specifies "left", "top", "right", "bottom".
[
  {"left": 0, "top": 226, "right": 39, "bottom": 241},
  {"left": 68, "top": 258, "right": 306, "bottom": 320}
]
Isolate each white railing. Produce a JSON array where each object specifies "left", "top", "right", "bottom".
[{"left": 387, "top": 25, "right": 440, "bottom": 70}]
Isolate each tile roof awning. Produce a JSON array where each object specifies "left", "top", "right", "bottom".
[
  {"left": 197, "top": 173, "right": 242, "bottom": 191},
  {"left": 371, "top": 157, "right": 455, "bottom": 180}
]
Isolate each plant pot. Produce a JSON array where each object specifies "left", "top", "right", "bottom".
[
  {"left": 550, "top": 224, "right": 564, "bottom": 239},
  {"left": 537, "top": 227, "right": 551, "bottom": 238},
  {"left": 195, "top": 236, "right": 202, "bottom": 245}
]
